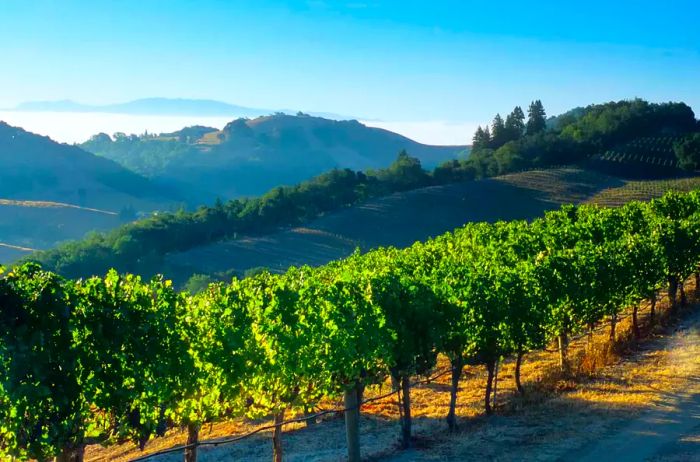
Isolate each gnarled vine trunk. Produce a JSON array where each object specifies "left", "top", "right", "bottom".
[
  {"left": 695, "top": 272, "right": 700, "bottom": 297},
  {"left": 399, "top": 375, "right": 412, "bottom": 448},
  {"left": 272, "top": 410, "right": 285, "bottom": 462},
  {"left": 668, "top": 277, "right": 678, "bottom": 310},
  {"left": 484, "top": 360, "right": 496, "bottom": 415},
  {"left": 650, "top": 295, "right": 657, "bottom": 323},
  {"left": 632, "top": 305, "right": 640, "bottom": 339},
  {"left": 55, "top": 444, "right": 85, "bottom": 462},
  {"left": 492, "top": 359, "right": 500, "bottom": 410},
  {"left": 514, "top": 349, "right": 525, "bottom": 395},
  {"left": 609, "top": 313, "right": 617, "bottom": 342},
  {"left": 679, "top": 281, "right": 687, "bottom": 306},
  {"left": 446, "top": 355, "right": 463, "bottom": 431},
  {"left": 184, "top": 423, "right": 199, "bottom": 462},
  {"left": 558, "top": 332, "right": 569, "bottom": 372}
]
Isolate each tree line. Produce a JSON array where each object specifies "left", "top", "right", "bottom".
[{"left": 3, "top": 189, "right": 700, "bottom": 462}]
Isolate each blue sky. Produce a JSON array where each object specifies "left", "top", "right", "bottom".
[{"left": 0, "top": 0, "right": 699, "bottom": 143}]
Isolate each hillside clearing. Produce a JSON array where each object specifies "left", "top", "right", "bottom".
[{"left": 85, "top": 279, "right": 700, "bottom": 462}]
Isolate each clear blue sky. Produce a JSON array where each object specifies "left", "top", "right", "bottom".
[{"left": 1, "top": 0, "right": 699, "bottom": 125}]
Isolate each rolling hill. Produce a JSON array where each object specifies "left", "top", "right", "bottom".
[
  {"left": 166, "top": 167, "right": 700, "bottom": 285},
  {"left": 81, "top": 114, "right": 468, "bottom": 199},
  {"left": 0, "top": 122, "right": 183, "bottom": 260}
]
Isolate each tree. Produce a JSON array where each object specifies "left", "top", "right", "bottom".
[
  {"left": 491, "top": 114, "right": 507, "bottom": 148},
  {"left": 505, "top": 106, "right": 526, "bottom": 141},
  {"left": 674, "top": 133, "right": 700, "bottom": 171},
  {"left": 472, "top": 126, "right": 492, "bottom": 150},
  {"left": 526, "top": 100, "right": 547, "bottom": 135}
]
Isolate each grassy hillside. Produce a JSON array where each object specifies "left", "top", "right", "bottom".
[
  {"left": 0, "top": 200, "right": 123, "bottom": 263},
  {"left": 82, "top": 114, "right": 468, "bottom": 199},
  {"left": 0, "top": 122, "right": 184, "bottom": 261},
  {"left": 0, "top": 122, "right": 178, "bottom": 208},
  {"left": 167, "top": 168, "right": 700, "bottom": 284}
]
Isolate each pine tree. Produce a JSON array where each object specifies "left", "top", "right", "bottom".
[
  {"left": 472, "top": 125, "right": 491, "bottom": 149},
  {"left": 526, "top": 100, "right": 547, "bottom": 135},
  {"left": 505, "top": 106, "right": 526, "bottom": 141},
  {"left": 491, "top": 114, "right": 506, "bottom": 147}
]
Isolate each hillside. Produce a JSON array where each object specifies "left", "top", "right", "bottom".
[
  {"left": 81, "top": 114, "right": 468, "bottom": 199},
  {"left": 166, "top": 168, "right": 700, "bottom": 284},
  {"left": 0, "top": 122, "right": 183, "bottom": 260}
]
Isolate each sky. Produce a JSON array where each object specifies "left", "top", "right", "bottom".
[{"left": 0, "top": 0, "right": 699, "bottom": 145}]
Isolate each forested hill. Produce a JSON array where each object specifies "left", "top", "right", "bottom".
[
  {"left": 80, "top": 114, "right": 468, "bottom": 199},
  {"left": 435, "top": 99, "right": 699, "bottom": 181},
  {"left": 29, "top": 99, "right": 700, "bottom": 283}
]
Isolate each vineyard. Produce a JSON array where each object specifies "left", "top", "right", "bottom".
[
  {"left": 589, "top": 136, "right": 686, "bottom": 178},
  {"left": 2, "top": 188, "right": 700, "bottom": 461}
]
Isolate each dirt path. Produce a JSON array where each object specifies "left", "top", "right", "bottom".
[
  {"left": 380, "top": 309, "right": 700, "bottom": 462},
  {"left": 575, "top": 313, "right": 700, "bottom": 462}
]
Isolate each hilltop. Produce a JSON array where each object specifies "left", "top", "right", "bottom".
[{"left": 81, "top": 114, "right": 468, "bottom": 199}]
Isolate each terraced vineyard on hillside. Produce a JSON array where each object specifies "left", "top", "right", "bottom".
[
  {"left": 166, "top": 168, "right": 700, "bottom": 284},
  {"left": 589, "top": 136, "right": 685, "bottom": 177}
]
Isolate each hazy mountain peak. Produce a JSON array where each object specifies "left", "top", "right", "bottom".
[{"left": 12, "top": 98, "right": 355, "bottom": 120}]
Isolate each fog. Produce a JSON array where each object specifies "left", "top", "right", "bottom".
[{"left": 0, "top": 111, "right": 474, "bottom": 146}]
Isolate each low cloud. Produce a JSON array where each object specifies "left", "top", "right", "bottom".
[{"left": 0, "top": 111, "right": 475, "bottom": 146}]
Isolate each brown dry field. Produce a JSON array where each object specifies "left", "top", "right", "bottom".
[{"left": 85, "top": 277, "right": 700, "bottom": 462}]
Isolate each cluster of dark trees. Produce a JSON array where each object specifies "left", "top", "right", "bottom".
[
  {"left": 81, "top": 132, "right": 201, "bottom": 177},
  {"left": 674, "top": 133, "right": 700, "bottom": 171},
  {"left": 471, "top": 100, "right": 546, "bottom": 150},
  {"left": 436, "top": 99, "right": 698, "bottom": 181}
]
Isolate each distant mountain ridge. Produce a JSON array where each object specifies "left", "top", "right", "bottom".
[{"left": 11, "top": 97, "right": 355, "bottom": 120}]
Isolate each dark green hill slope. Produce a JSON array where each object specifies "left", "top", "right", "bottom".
[
  {"left": 0, "top": 122, "right": 183, "bottom": 259},
  {"left": 0, "top": 122, "right": 179, "bottom": 209}
]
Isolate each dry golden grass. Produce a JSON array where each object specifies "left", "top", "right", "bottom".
[{"left": 85, "top": 279, "right": 700, "bottom": 462}]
